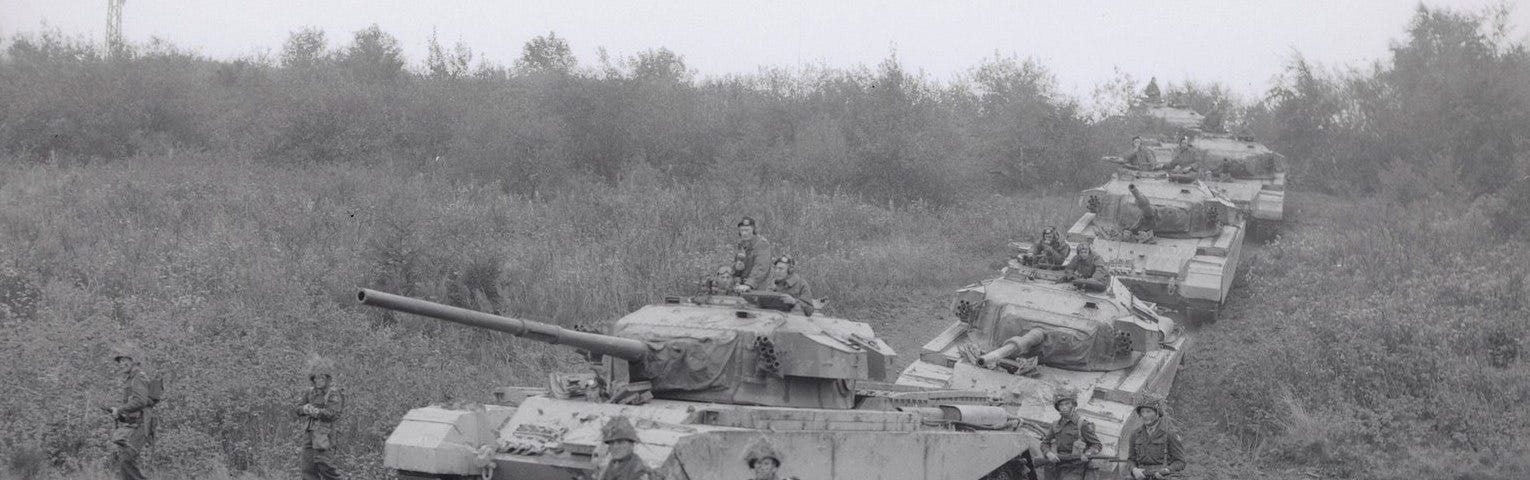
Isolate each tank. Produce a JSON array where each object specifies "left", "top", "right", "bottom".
[
  {"left": 1141, "top": 102, "right": 1205, "bottom": 130},
  {"left": 1184, "top": 133, "right": 1287, "bottom": 231},
  {"left": 895, "top": 265, "right": 1190, "bottom": 480},
  {"left": 358, "top": 289, "right": 1048, "bottom": 480},
  {"left": 1066, "top": 171, "right": 1246, "bottom": 323}
]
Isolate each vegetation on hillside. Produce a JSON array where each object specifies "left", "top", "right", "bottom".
[{"left": 1, "top": 4, "right": 1526, "bottom": 479}]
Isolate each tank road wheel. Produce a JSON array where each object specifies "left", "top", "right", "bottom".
[{"left": 979, "top": 454, "right": 1039, "bottom": 480}]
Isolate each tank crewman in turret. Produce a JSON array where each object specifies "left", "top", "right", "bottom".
[
  {"left": 732, "top": 217, "right": 775, "bottom": 293},
  {"left": 1166, "top": 135, "right": 1200, "bottom": 172},
  {"left": 699, "top": 265, "right": 737, "bottom": 295},
  {"left": 1032, "top": 226, "right": 1069, "bottom": 267},
  {"left": 1041, "top": 388, "right": 1102, "bottom": 480},
  {"left": 745, "top": 438, "right": 800, "bottom": 480},
  {"left": 1126, "top": 184, "right": 1159, "bottom": 238},
  {"left": 297, "top": 354, "right": 345, "bottom": 480},
  {"left": 1119, "top": 136, "right": 1156, "bottom": 170},
  {"left": 766, "top": 255, "right": 815, "bottom": 316},
  {"left": 598, "top": 416, "right": 652, "bottom": 480},
  {"left": 106, "top": 341, "right": 157, "bottom": 480},
  {"left": 1063, "top": 242, "right": 1107, "bottom": 291},
  {"left": 1126, "top": 398, "right": 1186, "bottom": 480}
]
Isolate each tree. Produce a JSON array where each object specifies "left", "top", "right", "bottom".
[
  {"left": 280, "top": 27, "right": 327, "bottom": 69},
  {"left": 424, "top": 29, "right": 472, "bottom": 79},
  {"left": 626, "top": 48, "right": 691, "bottom": 84},
  {"left": 515, "top": 32, "right": 576, "bottom": 75},
  {"left": 338, "top": 24, "right": 405, "bottom": 83}
]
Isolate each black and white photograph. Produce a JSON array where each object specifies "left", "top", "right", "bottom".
[{"left": 1, "top": 1, "right": 1527, "bottom": 479}]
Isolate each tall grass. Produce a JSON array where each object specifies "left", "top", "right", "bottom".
[{"left": 0, "top": 154, "right": 1075, "bottom": 479}]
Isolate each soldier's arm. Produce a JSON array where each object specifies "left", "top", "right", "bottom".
[
  {"left": 313, "top": 391, "right": 344, "bottom": 421},
  {"left": 1164, "top": 431, "right": 1187, "bottom": 472},
  {"left": 1039, "top": 428, "right": 1057, "bottom": 453},
  {"left": 745, "top": 248, "right": 773, "bottom": 288},
  {"left": 117, "top": 374, "right": 153, "bottom": 414},
  {"left": 1081, "top": 421, "right": 1103, "bottom": 456}
]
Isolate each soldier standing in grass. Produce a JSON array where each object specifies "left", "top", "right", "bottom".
[
  {"left": 765, "top": 255, "right": 814, "bottom": 316},
  {"left": 732, "top": 217, "right": 775, "bottom": 293},
  {"left": 1041, "top": 388, "right": 1102, "bottom": 480},
  {"left": 597, "top": 416, "right": 651, "bottom": 480},
  {"left": 106, "top": 341, "right": 157, "bottom": 480},
  {"left": 297, "top": 354, "right": 344, "bottom": 480},
  {"left": 1126, "top": 398, "right": 1186, "bottom": 479}
]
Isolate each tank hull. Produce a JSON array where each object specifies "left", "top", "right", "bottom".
[{"left": 384, "top": 396, "right": 1044, "bottom": 480}]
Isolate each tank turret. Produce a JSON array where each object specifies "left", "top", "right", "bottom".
[{"left": 359, "top": 288, "right": 894, "bottom": 409}]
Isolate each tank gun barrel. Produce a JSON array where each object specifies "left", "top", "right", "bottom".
[{"left": 356, "top": 289, "right": 649, "bottom": 361}]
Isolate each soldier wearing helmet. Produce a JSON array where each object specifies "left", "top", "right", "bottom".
[
  {"left": 1126, "top": 398, "right": 1185, "bottom": 480},
  {"left": 1032, "top": 226, "right": 1069, "bottom": 267},
  {"left": 744, "top": 438, "right": 799, "bottom": 480},
  {"left": 597, "top": 416, "right": 652, "bottom": 480},
  {"left": 699, "top": 264, "right": 738, "bottom": 295},
  {"left": 296, "top": 354, "right": 345, "bottom": 480},
  {"left": 766, "top": 255, "right": 814, "bottom": 316},
  {"left": 1040, "top": 387, "right": 1102, "bottom": 480},
  {"left": 1064, "top": 241, "right": 1107, "bottom": 290},
  {"left": 106, "top": 341, "right": 157, "bottom": 480},
  {"left": 732, "top": 217, "right": 776, "bottom": 293}
]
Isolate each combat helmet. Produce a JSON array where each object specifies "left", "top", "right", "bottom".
[
  {"left": 744, "top": 437, "right": 784, "bottom": 468},
  {"left": 602, "top": 416, "right": 639, "bottom": 444},
  {"left": 305, "top": 353, "right": 336, "bottom": 380},
  {"left": 1052, "top": 386, "right": 1080, "bottom": 410},
  {"left": 109, "top": 340, "right": 145, "bottom": 362},
  {"left": 1134, "top": 396, "right": 1168, "bottom": 417}
]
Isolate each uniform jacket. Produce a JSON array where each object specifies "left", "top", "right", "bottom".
[
  {"left": 1033, "top": 238, "right": 1069, "bottom": 265},
  {"left": 598, "top": 454, "right": 652, "bottom": 480},
  {"left": 1041, "top": 415, "right": 1102, "bottom": 456},
  {"left": 767, "top": 273, "right": 815, "bottom": 316},
  {"left": 112, "top": 369, "right": 156, "bottom": 449},
  {"left": 1065, "top": 253, "right": 1104, "bottom": 279},
  {"left": 1127, "top": 421, "right": 1186, "bottom": 472},
  {"left": 295, "top": 386, "right": 344, "bottom": 434},
  {"left": 736, "top": 236, "right": 774, "bottom": 289}
]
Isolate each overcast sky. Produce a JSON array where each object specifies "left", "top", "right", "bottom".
[{"left": 3, "top": 1, "right": 1526, "bottom": 101}]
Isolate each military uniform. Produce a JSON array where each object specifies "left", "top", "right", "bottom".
[
  {"left": 736, "top": 235, "right": 775, "bottom": 290},
  {"left": 1065, "top": 252, "right": 1104, "bottom": 280},
  {"left": 298, "top": 357, "right": 344, "bottom": 480},
  {"left": 1033, "top": 237, "right": 1068, "bottom": 267},
  {"left": 1127, "top": 401, "right": 1185, "bottom": 479},
  {"left": 1041, "top": 389, "right": 1101, "bottom": 480},
  {"left": 1121, "top": 147, "right": 1157, "bottom": 170},
  {"left": 598, "top": 417, "right": 652, "bottom": 480},
  {"left": 744, "top": 438, "right": 799, "bottom": 480},
  {"left": 112, "top": 368, "right": 156, "bottom": 480}
]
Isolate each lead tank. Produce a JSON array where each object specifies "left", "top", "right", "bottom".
[
  {"left": 359, "top": 289, "right": 1048, "bottom": 480},
  {"left": 896, "top": 265, "right": 1189, "bottom": 480},
  {"left": 1066, "top": 171, "right": 1246, "bottom": 323}
]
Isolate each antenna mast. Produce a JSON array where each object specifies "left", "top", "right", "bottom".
[{"left": 106, "top": 0, "right": 125, "bottom": 55}]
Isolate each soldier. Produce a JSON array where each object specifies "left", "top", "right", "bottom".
[
  {"left": 297, "top": 354, "right": 345, "bottom": 480},
  {"left": 765, "top": 255, "right": 814, "bottom": 316},
  {"left": 1041, "top": 388, "right": 1102, "bottom": 480},
  {"left": 1126, "top": 184, "right": 1159, "bottom": 237},
  {"left": 700, "top": 265, "right": 737, "bottom": 295},
  {"left": 1032, "top": 226, "right": 1069, "bottom": 267},
  {"left": 1126, "top": 398, "right": 1186, "bottom": 480},
  {"left": 732, "top": 217, "right": 775, "bottom": 293},
  {"left": 598, "top": 416, "right": 652, "bottom": 480},
  {"left": 1119, "top": 137, "right": 1155, "bottom": 170},
  {"left": 744, "top": 438, "right": 799, "bottom": 480},
  {"left": 106, "top": 341, "right": 157, "bottom": 480},
  {"left": 1166, "top": 135, "right": 1199, "bottom": 172},
  {"left": 1064, "top": 242, "right": 1105, "bottom": 288}
]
